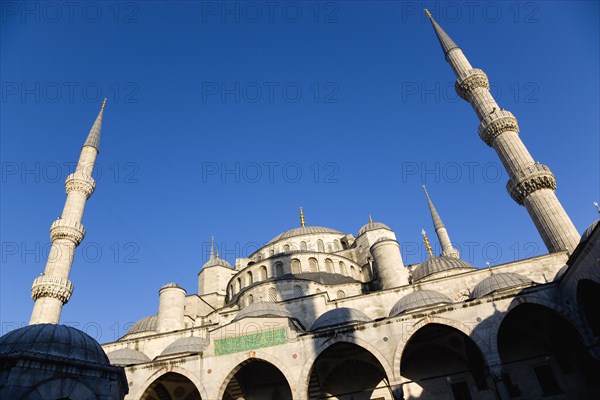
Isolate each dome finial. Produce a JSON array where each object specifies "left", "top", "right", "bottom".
[
  {"left": 369, "top": 214, "right": 373, "bottom": 224},
  {"left": 101, "top": 97, "right": 107, "bottom": 110},
  {"left": 209, "top": 236, "right": 215, "bottom": 259},
  {"left": 216, "top": 248, "right": 220, "bottom": 259},
  {"left": 421, "top": 229, "right": 434, "bottom": 259},
  {"left": 424, "top": 8, "right": 432, "bottom": 18},
  {"left": 299, "top": 207, "right": 305, "bottom": 227},
  {"left": 594, "top": 201, "right": 600, "bottom": 214}
]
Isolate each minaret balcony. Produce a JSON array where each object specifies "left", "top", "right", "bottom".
[
  {"left": 507, "top": 163, "right": 556, "bottom": 205},
  {"left": 65, "top": 172, "right": 96, "bottom": 198},
  {"left": 455, "top": 68, "right": 489, "bottom": 101},
  {"left": 31, "top": 275, "right": 74, "bottom": 303},
  {"left": 478, "top": 110, "right": 519, "bottom": 146},
  {"left": 49, "top": 218, "right": 86, "bottom": 245}
]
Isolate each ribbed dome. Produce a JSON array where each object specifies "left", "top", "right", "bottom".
[
  {"left": 311, "top": 307, "right": 371, "bottom": 331},
  {"left": 232, "top": 302, "right": 292, "bottom": 322},
  {"left": 161, "top": 282, "right": 183, "bottom": 289},
  {"left": 358, "top": 221, "right": 391, "bottom": 236},
  {"left": 126, "top": 315, "right": 158, "bottom": 335},
  {"left": 412, "top": 256, "right": 476, "bottom": 281},
  {"left": 161, "top": 336, "right": 209, "bottom": 356},
  {"left": 0, "top": 324, "right": 109, "bottom": 365},
  {"left": 202, "top": 256, "right": 232, "bottom": 269},
  {"left": 268, "top": 226, "right": 342, "bottom": 244},
  {"left": 471, "top": 272, "right": 532, "bottom": 299},
  {"left": 389, "top": 290, "right": 452, "bottom": 317},
  {"left": 107, "top": 348, "right": 150, "bottom": 366},
  {"left": 580, "top": 219, "right": 598, "bottom": 243}
]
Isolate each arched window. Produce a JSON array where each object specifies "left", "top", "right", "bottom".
[
  {"left": 247, "top": 294, "right": 254, "bottom": 305},
  {"left": 351, "top": 265, "right": 357, "bottom": 278},
  {"left": 300, "top": 241, "right": 307, "bottom": 250},
  {"left": 283, "top": 244, "right": 290, "bottom": 252},
  {"left": 315, "top": 288, "right": 322, "bottom": 293},
  {"left": 317, "top": 239, "right": 325, "bottom": 252},
  {"left": 325, "top": 258, "right": 334, "bottom": 273},
  {"left": 269, "top": 249, "right": 274, "bottom": 256},
  {"left": 309, "top": 257, "right": 319, "bottom": 272},
  {"left": 237, "top": 277, "right": 242, "bottom": 291},
  {"left": 334, "top": 239, "right": 341, "bottom": 251},
  {"left": 259, "top": 266, "right": 267, "bottom": 280},
  {"left": 269, "top": 287, "right": 278, "bottom": 302},
  {"left": 247, "top": 271, "right": 253, "bottom": 285},
  {"left": 291, "top": 259, "right": 301, "bottom": 274},
  {"left": 275, "top": 261, "right": 284, "bottom": 277},
  {"left": 336, "top": 290, "right": 345, "bottom": 299},
  {"left": 339, "top": 261, "right": 347, "bottom": 275},
  {"left": 293, "top": 285, "right": 303, "bottom": 297}
]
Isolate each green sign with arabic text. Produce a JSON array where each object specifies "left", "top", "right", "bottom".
[{"left": 214, "top": 328, "right": 287, "bottom": 356}]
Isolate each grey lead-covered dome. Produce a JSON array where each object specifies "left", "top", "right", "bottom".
[
  {"left": 107, "top": 348, "right": 150, "bottom": 366},
  {"left": 0, "top": 324, "right": 109, "bottom": 365},
  {"left": 160, "top": 336, "right": 209, "bottom": 356},
  {"left": 412, "top": 256, "right": 476, "bottom": 281},
  {"left": 268, "top": 226, "right": 342, "bottom": 244},
  {"left": 389, "top": 290, "right": 452, "bottom": 317},
  {"left": 358, "top": 221, "right": 391, "bottom": 236},
  {"left": 232, "top": 302, "right": 292, "bottom": 322},
  {"left": 311, "top": 307, "right": 371, "bottom": 331},
  {"left": 126, "top": 315, "right": 158, "bottom": 335},
  {"left": 471, "top": 272, "right": 532, "bottom": 299},
  {"left": 580, "top": 219, "right": 599, "bottom": 243}
]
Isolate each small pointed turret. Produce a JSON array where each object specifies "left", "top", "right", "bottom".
[
  {"left": 423, "top": 186, "right": 459, "bottom": 258},
  {"left": 83, "top": 98, "right": 106, "bottom": 151},
  {"left": 425, "top": 9, "right": 459, "bottom": 59}
]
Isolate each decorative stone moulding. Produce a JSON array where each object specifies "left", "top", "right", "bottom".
[
  {"left": 65, "top": 172, "right": 96, "bottom": 198},
  {"left": 455, "top": 68, "right": 489, "bottom": 100},
  {"left": 507, "top": 163, "right": 556, "bottom": 205},
  {"left": 31, "top": 276, "right": 74, "bottom": 303},
  {"left": 49, "top": 219, "right": 86, "bottom": 245},
  {"left": 478, "top": 110, "right": 519, "bottom": 146}
]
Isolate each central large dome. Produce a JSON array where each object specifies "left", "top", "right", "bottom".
[{"left": 268, "top": 226, "right": 343, "bottom": 244}]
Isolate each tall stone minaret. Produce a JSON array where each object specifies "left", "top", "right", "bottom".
[
  {"left": 423, "top": 185, "right": 459, "bottom": 258},
  {"left": 424, "top": 10, "right": 580, "bottom": 254},
  {"left": 30, "top": 100, "right": 106, "bottom": 325}
]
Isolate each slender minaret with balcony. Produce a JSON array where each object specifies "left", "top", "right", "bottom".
[
  {"left": 425, "top": 9, "right": 580, "bottom": 253},
  {"left": 423, "top": 185, "right": 460, "bottom": 258},
  {"left": 30, "top": 100, "right": 106, "bottom": 324}
]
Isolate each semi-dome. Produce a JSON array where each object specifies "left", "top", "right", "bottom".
[
  {"left": 471, "top": 272, "right": 532, "bottom": 299},
  {"left": 268, "top": 226, "right": 343, "bottom": 244},
  {"left": 412, "top": 256, "right": 476, "bottom": 281},
  {"left": 107, "top": 348, "right": 150, "bottom": 366},
  {"left": 580, "top": 219, "right": 599, "bottom": 243},
  {"left": 311, "top": 307, "right": 371, "bottom": 331},
  {"left": 161, "top": 336, "right": 209, "bottom": 356},
  {"left": 0, "top": 324, "right": 109, "bottom": 365},
  {"left": 126, "top": 315, "right": 158, "bottom": 335},
  {"left": 358, "top": 221, "right": 391, "bottom": 236},
  {"left": 389, "top": 290, "right": 452, "bottom": 317},
  {"left": 232, "top": 302, "right": 292, "bottom": 322}
]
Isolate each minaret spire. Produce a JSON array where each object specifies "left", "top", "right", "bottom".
[
  {"left": 209, "top": 236, "right": 215, "bottom": 259},
  {"left": 423, "top": 185, "right": 459, "bottom": 258},
  {"left": 425, "top": 11, "right": 580, "bottom": 253},
  {"left": 30, "top": 101, "right": 105, "bottom": 325}
]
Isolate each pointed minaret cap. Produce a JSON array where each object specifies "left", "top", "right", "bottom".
[
  {"left": 83, "top": 98, "right": 106, "bottom": 151},
  {"left": 423, "top": 185, "right": 445, "bottom": 229},
  {"left": 424, "top": 9, "right": 460, "bottom": 58}
]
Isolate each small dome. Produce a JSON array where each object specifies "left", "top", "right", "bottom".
[
  {"left": 107, "top": 348, "right": 150, "bottom": 366},
  {"left": 202, "top": 256, "right": 232, "bottom": 269},
  {"left": 268, "top": 226, "right": 342, "bottom": 244},
  {"left": 580, "top": 219, "right": 599, "bottom": 243},
  {"left": 126, "top": 315, "right": 158, "bottom": 335},
  {"left": 311, "top": 307, "right": 371, "bottom": 331},
  {"left": 412, "top": 256, "right": 476, "bottom": 281},
  {"left": 161, "top": 336, "right": 209, "bottom": 356},
  {"left": 232, "top": 302, "right": 292, "bottom": 322},
  {"left": 389, "top": 290, "right": 452, "bottom": 317},
  {"left": 0, "top": 324, "right": 109, "bottom": 365},
  {"left": 471, "top": 272, "right": 532, "bottom": 299},
  {"left": 358, "top": 221, "right": 391, "bottom": 236},
  {"left": 161, "top": 282, "right": 183, "bottom": 289}
]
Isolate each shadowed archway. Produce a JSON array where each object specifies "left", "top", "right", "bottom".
[
  {"left": 577, "top": 279, "right": 600, "bottom": 338},
  {"left": 400, "top": 323, "right": 494, "bottom": 400},
  {"left": 140, "top": 372, "right": 201, "bottom": 400},
  {"left": 221, "top": 358, "right": 292, "bottom": 400},
  {"left": 307, "top": 342, "right": 393, "bottom": 399},
  {"left": 498, "top": 303, "right": 600, "bottom": 398}
]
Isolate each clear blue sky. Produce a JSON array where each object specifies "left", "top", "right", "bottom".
[{"left": 1, "top": 1, "right": 598, "bottom": 343}]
